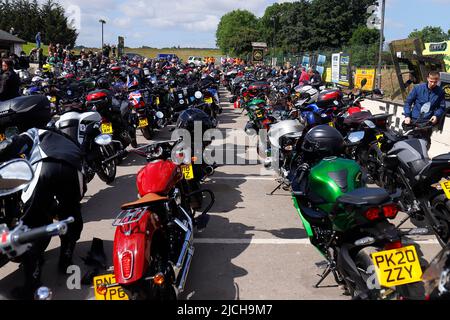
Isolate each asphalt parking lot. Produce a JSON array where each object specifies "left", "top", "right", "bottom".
[{"left": 0, "top": 87, "right": 443, "bottom": 300}]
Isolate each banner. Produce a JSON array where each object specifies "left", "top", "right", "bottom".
[
  {"left": 354, "top": 68, "right": 376, "bottom": 91},
  {"left": 339, "top": 54, "right": 350, "bottom": 86},
  {"left": 301, "top": 56, "right": 310, "bottom": 68},
  {"left": 331, "top": 53, "right": 340, "bottom": 83},
  {"left": 325, "top": 67, "right": 332, "bottom": 83}
]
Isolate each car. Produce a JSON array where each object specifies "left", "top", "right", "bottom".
[
  {"left": 187, "top": 56, "right": 205, "bottom": 67},
  {"left": 156, "top": 53, "right": 179, "bottom": 62},
  {"left": 123, "top": 52, "right": 145, "bottom": 61}
]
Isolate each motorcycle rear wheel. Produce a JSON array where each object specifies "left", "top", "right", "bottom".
[
  {"left": 354, "top": 246, "right": 425, "bottom": 300},
  {"left": 140, "top": 126, "right": 153, "bottom": 140},
  {"left": 431, "top": 193, "right": 450, "bottom": 245},
  {"left": 95, "top": 145, "right": 117, "bottom": 184}
]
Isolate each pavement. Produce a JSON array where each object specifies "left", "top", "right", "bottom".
[{"left": 0, "top": 88, "right": 443, "bottom": 300}]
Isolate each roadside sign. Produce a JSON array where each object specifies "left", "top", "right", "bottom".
[{"left": 354, "top": 68, "right": 376, "bottom": 91}]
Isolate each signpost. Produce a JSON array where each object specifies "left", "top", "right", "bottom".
[
  {"left": 118, "top": 36, "right": 124, "bottom": 58},
  {"left": 251, "top": 42, "right": 267, "bottom": 64}
]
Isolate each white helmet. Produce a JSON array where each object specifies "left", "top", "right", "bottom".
[{"left": 295, "top": 85, "right": 319, "bottom": 105}]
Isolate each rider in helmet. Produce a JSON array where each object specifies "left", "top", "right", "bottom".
[{"left": 0, "top": 96, "right": 84, "bottom": 299}]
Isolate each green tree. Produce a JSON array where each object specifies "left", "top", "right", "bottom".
[
  {"left": 408, "top": 26, "right": 450, "bottom": 43},
  {"left": 216, "top": 9, "right": 261, "bottom": 56}
]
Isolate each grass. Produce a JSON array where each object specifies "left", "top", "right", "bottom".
[
  {"left": 22, "top": 42, "right": 49, "bottom": 55},
  {"left": 22, "top": 42, "right": 222, "bottom": 62}
]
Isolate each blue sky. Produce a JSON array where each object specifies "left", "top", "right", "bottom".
[{"left": 58, "top": 0, "right": 450, "bottom": 48}]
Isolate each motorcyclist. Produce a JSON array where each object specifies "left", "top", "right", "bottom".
[
  {"left": 0, "top": 59, "right": 20, "bottom": 101},
  {"left": 403, "top": 71, "right": 446, "bottom": 148},
  {"left": 0, "top": 110, "right": 84, "bottom": 299}
]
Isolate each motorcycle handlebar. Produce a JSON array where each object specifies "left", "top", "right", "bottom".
[{"left": 15, "top": 217, "right": 74, "bottom": 245}]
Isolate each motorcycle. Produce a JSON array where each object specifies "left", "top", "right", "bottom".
[
  {"left": 54, "top": 109, "right": 117, "bottom": 184},
  {"left": 290, "top": 129, "right": 427, "bottom": 299},
  {"left": 0, "top": 158, "right": 74, "bottom": 300},
  {"left": 128, "top": 88, "right": 165, "bottom": 140},
  {"left": 85, "top": 89, "right": 138, "bottom": 151},
  {"left": 358, "top": 105, "right": 450, "bottom": 246},
  {"left": 93, "top": 139, "right": 214, "bottom": 300}
]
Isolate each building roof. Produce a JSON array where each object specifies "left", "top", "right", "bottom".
[{"left": 0, "top": 29, "right": 26, "bottom": 44}]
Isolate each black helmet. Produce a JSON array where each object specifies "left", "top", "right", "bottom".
[
  {"left": 96, "top": 77, "right": 109, "bottom": 90},
  {"left": 176, "top": 108, "right": 213, "bottom": 134},
  {"left": 301, "top": 125, "right": 344, "bottom": 159}
]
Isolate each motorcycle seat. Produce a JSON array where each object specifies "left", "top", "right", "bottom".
[
  {"left": 299, "top": 205, "right": 329, "bottom": 226},
  {"left": 337, "top": 187, "right": 390, "bottom": 206},
  {"left": 121, "top": 193, "right": 168, "bottom": 210},
  {"left": 416, "top": 152, "right": 450, "bottom": 180}
]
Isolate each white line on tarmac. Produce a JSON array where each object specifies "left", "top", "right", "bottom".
[
  {"left": 194, "top": 238, "right": 440, "bottom": 245},
  {"left": 212, "top": 176, "right": 276, "bottom": 181}
]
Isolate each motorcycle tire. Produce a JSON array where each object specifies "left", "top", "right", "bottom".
[
  {"left": 140, "top": 126, "right": 153, "bottom": 140},
  {"left": 95, "top": 145, "right": 117, "bottom": 184},
  {"left": 431, "top": 193, "right": 450, "bottom": 245},
  {"left": 354, "top": 246, "right": 425, "bottom": 300}
]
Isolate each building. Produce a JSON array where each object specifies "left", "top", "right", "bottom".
[{"left": 0, "top": 29, "right": 26, "bottom": 56}]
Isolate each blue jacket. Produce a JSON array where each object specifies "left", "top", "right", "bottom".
[{"left": 403, "top": 83, "right": 446, "bottom": 120}]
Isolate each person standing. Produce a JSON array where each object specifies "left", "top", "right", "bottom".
[
  {"left": 35, "top": 32, "right": 41, "bottom": 49},
  {"left": 403, "top": 71, "right": 446, "bottom": 148},
  {"left": 0, "top": 59, "right": 20, "bottom": 101}
]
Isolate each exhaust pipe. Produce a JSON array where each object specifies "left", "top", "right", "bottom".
[{"left": 177, "top": 247, "right": 194, "bottom": 293}]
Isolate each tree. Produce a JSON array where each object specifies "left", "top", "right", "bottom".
[
  {"left": 216, "top": 9, "right": 261, "bottom": 56},
  {"left": 408, "top": 26, "right": 450, "bottom": 43},
  {"left": 0, "top": 0, "right": 77, "bottom": 47}
]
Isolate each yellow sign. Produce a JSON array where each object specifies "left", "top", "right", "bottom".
[
  {"left": 325, "top": 67, "right": 332, "bottom": 83},
  {"left": 423, "top": 41, "right": 450, "bottom": 71},
  {"left": 371, "top": 246, "right": 423, "bottom": 288},
  {"left": 441, "top": 180, "right": 450, "bottom": 199},
  {"left": 354, "top": 68, "right": 376, "bottom": 91}
]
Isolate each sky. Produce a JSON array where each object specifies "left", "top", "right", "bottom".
[{"left": 54, "top": 0, "right": 450, "bottom": 48}]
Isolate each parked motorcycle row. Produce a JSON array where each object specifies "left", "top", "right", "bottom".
[
  {"left": 223, "top": 62, "right": 450, "bottom": 300},
  {"left": 0, "top": 58, "right": 222, "bottom": 300}
]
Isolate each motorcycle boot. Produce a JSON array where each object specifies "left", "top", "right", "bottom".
[{"left": 11, "top": 253, "right": 43, "bottom": 300}]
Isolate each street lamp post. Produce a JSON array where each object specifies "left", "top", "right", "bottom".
[
  {"left": 99, "top": 19, "right": 106, "bottom": 51},
  {"left": 376, "top": 0, "right": 386, "bottom": 89}
]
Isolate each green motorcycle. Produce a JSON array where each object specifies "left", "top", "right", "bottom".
[{"left": 291, "top": 125, "right": 427, "bottom": 299}]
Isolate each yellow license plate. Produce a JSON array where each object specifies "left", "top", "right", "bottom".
[
  {"left": 50, "top": 96, "right": 57, "bottom": 103},
  {"left": 101, "top": 123, "right": 113, "bottom": 134},
  {"left": 204, "top": 97, "right": 213, "bottom": 104},
  {"left": 181, "top": 164, "right": 194, "bottom": 180},
  {"left": 156, "top": 97, "right": 160, "bottom": 106},
  {"left": 0, "top": 134, "right": 5, "bottom": 142},
  {"left": 371, "top": 245, "right": 423, "bottom": 287},
  {"left": 138, "top": 118, "right": 149, "bottom": 128},
  {"left": 441, "top": 179, "right": 450, "bottom": 199},
  {"left": 328, "top": 122, "right": 335, "bottom": 128},
  {"left": 93, "top": 274, "right": 129, "bottom": 300}
]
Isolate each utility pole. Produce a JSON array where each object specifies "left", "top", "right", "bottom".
[
  {"left": 99, "top": 19, "right": 106, "bottom": 51},
  {"left": 376, "top": 0, "right": 386, "bottom": 89}
]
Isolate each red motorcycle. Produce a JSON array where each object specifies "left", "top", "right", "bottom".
[{"left": 94, "top": 139, "right": 214, "bottom": 300}]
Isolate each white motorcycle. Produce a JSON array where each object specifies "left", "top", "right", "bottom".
[{"left": 54, "top": 110, "right": 117, "bottom": 184}]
